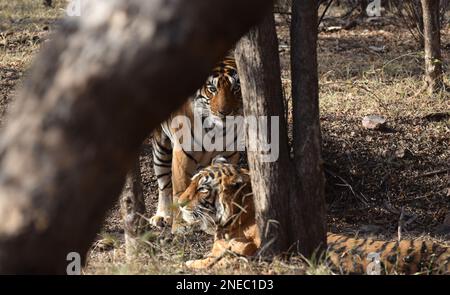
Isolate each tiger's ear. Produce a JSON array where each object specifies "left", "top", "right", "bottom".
[
  {"left": 232, "top": 172, "right": 250, "bottom": 186},
  {"left": 231, "top": 173, "right": 249, "bottom": 187},
  {"left": 212, "top": 155, "right": 229, "bottom": 165},
  {"left": 232, "top": 175, "right": 244, "bottom": 184}
]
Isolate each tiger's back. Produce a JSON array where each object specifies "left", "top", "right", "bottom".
[{"left": 328, "top": 233, "right": 450, "bottom": 274}]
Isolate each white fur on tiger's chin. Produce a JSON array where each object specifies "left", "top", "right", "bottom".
[
  {"left": 180, "top": 207, "right": 216, "bottom": 235},
  {"left": 180, "top": 207, "right": 195, "bottom": 225}
]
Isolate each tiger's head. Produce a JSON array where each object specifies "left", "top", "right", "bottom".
[
  {"left": 178, "top": 158, "right": 253, "bottom": 235},
  {"left": 194, "top": 54, "right": 242, "bottom": 120}
]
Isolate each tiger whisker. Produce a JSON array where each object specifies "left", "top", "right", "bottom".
[
  {"left": 197, "top": 210, "right": 216, "bottom": 227},
  {"left": 198, "top": 204, "right": 215, "bottom": 213}
]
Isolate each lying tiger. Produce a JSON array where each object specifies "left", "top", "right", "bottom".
[{"left": 178, "top": 159, "right": 450, "bottom": 274}]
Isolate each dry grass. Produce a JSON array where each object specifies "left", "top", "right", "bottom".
[
  {"left": 316, "top": 22, "right": 449, "bottom": 237},
  {"left": 0, "top": 0, "right": 65, "bottom": 124},
  {"left": 1, "top": 1, "right": 449, "bottom": 275}
]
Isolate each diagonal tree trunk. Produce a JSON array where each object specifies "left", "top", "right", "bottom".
[{"left": 0, "top": 0, "right": 273, "bottom": 274}]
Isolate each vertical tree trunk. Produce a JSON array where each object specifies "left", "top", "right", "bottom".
[
  {"left": 120, "top": 155, "right": 146, "bottom": 258},
  {"left": 421, "top": 0, "right": 444, "bottom": 95},
  {"left": 416, "top": 0, "right": 425, "bottom": 45},
  {"left": 360, "top": 0, "right": 369, "bottom": 16},
  {"left": 275, "top": 0, "right": 291, "bottom": 13},
  {"left": 291, "top": 0, "right": 327, "bottom": 256},
  {"left": 235, "top": 12, "right": 295, "bottom": 256},
  {"left": 236, "top": 2, "right": 326, "bottom": 258}
]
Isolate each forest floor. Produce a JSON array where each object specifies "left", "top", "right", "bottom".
[{"left": 1, "top": 1, "right": 449, "bottom": 274}]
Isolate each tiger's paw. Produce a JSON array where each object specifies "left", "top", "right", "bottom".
[
  {"left": 185, "top": 258, "right": 213, "bottom": 269},
  {"left": 185, "top": 257, "right": 231, "bottom": 269},
  {"left": 170, "top": 222, "right": 189, "bottom": 235},
  {"left": 149, "top": 214, "right": 172, "bottom": 228}
]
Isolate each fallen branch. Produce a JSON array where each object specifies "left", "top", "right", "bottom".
[{"left": 417, "top": 168, "right": 450, "bottom": 178}]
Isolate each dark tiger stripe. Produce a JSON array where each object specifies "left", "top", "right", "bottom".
[
  {"left": 223, "top": 151, "right": 238, "bottom": 159},
  {"left": 378, "top": 241, "right": 389, "bottom": 253},
  {"left": 443, "top": 259, "right": 450, "bottom": 273},
  {"left": 404, "top": 264, "right": 411, "bottom": 275},
  {"left": 182, "top": 149, "right": 199, "bottom": 164},
  {"left": 332, "top": 246, "right": 348, "bottom": 255},
  {"left": 421, "top": 241, "right": 428, "bottom": 254},
  {"left": 431, "top": 243, "right": 439, "bottom": 254},
  {"left": 222, "top": 165, "right": 232, "bottom": 176},
  {"left": 156, "top": 172, "right": 171, "bottom": 179},
  {"left": 153, "top": 153, "right": 172, "bottom": 164},
  {"left": 333, "top": 235, "right": 350, "bottom": 244},
  {"left": 408, "top": 239, "right": 414, "bottom": 251},
  {"left": 154, "top": 163, "right": 172, "bottom": 168},
  {"left": 391, "top": 241, "right": 399, "bottom": 253},
  {"left": 352, "top": 256, "right": 364, "bottom": 274},
  {"left": 161, "top": 181, "right": 172, "bottom": 191},
  {"left": 405, "top": 240, "right": 416, "bottom": 263},
  {"left": 353, "top": 239, "right": 367, "bottom": 253},
  {"left": 155, "top": 141, "right": 172, "bottom": 155}
]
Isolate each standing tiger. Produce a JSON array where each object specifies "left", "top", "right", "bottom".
[
  {"left": 178, "top": 159, "right": 450, "bottom": 274},
  {"left": 150, "top": 53, "right": 244, "bottom": 230}
]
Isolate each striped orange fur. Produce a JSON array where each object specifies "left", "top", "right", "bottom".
[{"left": 178, "top": 160, "right": 450, "bottom": 274}]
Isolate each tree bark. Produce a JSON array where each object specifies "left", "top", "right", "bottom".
[
  {"left": 291, "top": 0, "right": 327, "bottom": 256},
  {"left": 275, "top": 0, "right": 291, "bottom": 13},
  {"left": 236, "top": 1, "right": 327, "bottom": 258},
  {"left": 421, "top": 0, "right": 444, "bottom": 95},
  {"left": 120, "top": 155, "right": 146, "bottom": 258},
  {"left": 360, "top": 0, "right": 369, "bottom": 16},
  {"left": 235, "top": 12, "right": 295, "bottom": 256},
  {"left": 0, "top": 0, "right": 272, "bottom": 274}
]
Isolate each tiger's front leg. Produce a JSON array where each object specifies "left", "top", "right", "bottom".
[
  {"left": 150, "top": 130, "right": 174, "bottom": 228},
  {"left": 185, "top": 239, "right": 230, "bottom": 269},
  {"left": 171, "top": 149, "right": 197, "bottom": 234},
  {"left": 186, "top": 238, "right": 257, "bottom": 269}
]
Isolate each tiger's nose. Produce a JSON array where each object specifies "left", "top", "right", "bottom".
[
  {"left": 219, "top": 110, "right": 231, "bottom": 116},
  {"left": 178, "top": 199, "right": 189, "bottom": 208}
]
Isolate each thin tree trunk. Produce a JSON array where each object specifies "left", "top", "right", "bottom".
[
  {"left": 236, "top": 3, "right": 327, "bottom": 258},
  {"left": 235, "top": 12, "right": 295, "bottom": 256},
  {"left": 275, "top": 0, "right": 291, "bottom": 13},
  {"left": 360, "top": 0, "right": 369, "bottom": 16},
  {"left": 291, "top": 0, "right": 327, "bottom": 256},
  {"left": 0, "top": 0, "right": 272, "bottom": 274},
  {"left": 421, "top": 0, "right": 444, "bottom": 95},
  {"left": 120, "top": 156, "right": 146, "bottom": 258}
]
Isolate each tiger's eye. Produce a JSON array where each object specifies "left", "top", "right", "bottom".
[
  {"left": 230, "top": 182, "right": 241, "bottom": 190},
  {"left": 207, "top": 86, "right": 217, "bottom": 93},
  {"left": 197, "top": 186, "right": 209, "bottom": 194}
]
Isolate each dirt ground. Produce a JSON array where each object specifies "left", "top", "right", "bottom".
[{"left": 1, "top": 1, "right": 449, "bottom": 274}]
